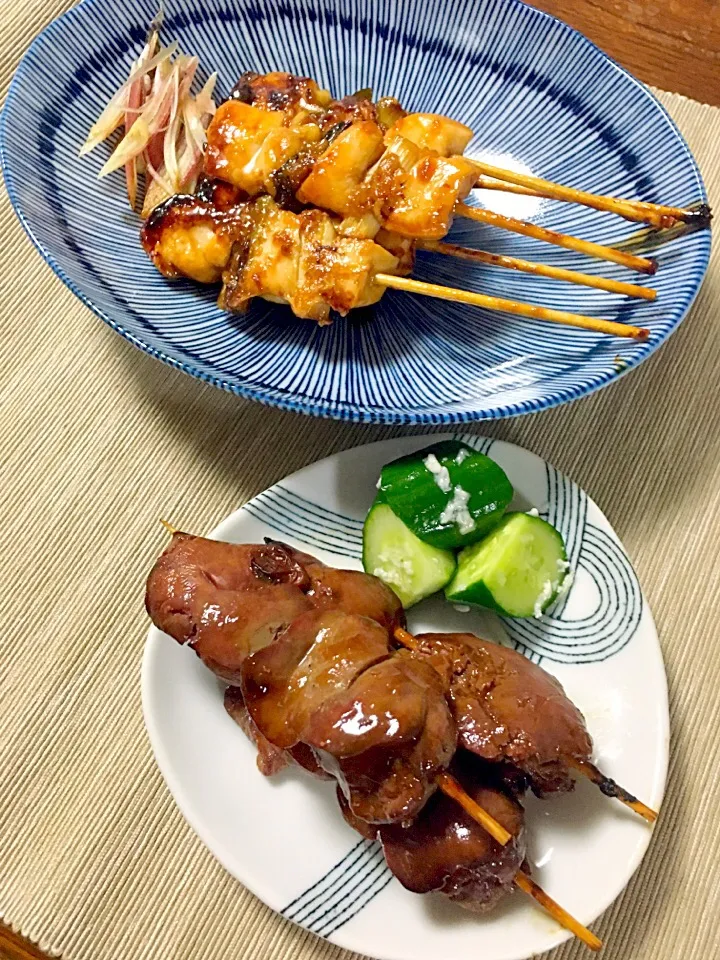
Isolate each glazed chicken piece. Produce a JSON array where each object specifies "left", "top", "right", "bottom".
[
  {"left": 140, "top": 194, "right": 251, "bottom": 283},
  {"left": 145, "top": 534, "right": 404, "bottom": 682},
  {"left": 297, "top": 115, "right": 477, "bottom": 238},
  {"left": 224, "top": 685, "right": 332, "bottom": 779},
  {"left": 141, "top": 187, "right": 406, "bottom": 311},
  {"left": 338, "top": 754, "right": 526, "bottom": 913},
  {"left": 229, "top": 71, "right": 332, "bottom": 114},
  {"left": 382, "top": 151, "right": 478, "bottom": 239},
  {"left": 205, "top": 99, "right": 324, "bottom": 196},
  {"left": 224, "top": 685, "right": 290, "bottom": 776},
  {"left": 219, "top": 197, "right": 399, "bottom": 321},
  {"left": 241, "top": 609, "right": 456, "bottom": 823},
  {"left": 205, "top": 71, "right": 475, "bottom": 240},
  {"left": 297, "top": 120, "right": 387, "bottom": 216},
  {"left": 374, "top": 127, "right": 477, "bottom": 239},
  {"left": 414, "top": 633, "right": 593, "bottom": 794},
  {"left": 389, "top": 113, "right": 474, "bottom": 157},
  {"left": 206, "top": 74, "right": 403, "bottom": 203},
  {"left": 271, "top": 121, "right": 352, "bottom": 211}
]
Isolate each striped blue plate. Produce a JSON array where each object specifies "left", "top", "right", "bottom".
[
  {"left": 142, "top": 435, "right": 668, "bottom": 960},
  {"left": 0, "top": 0, "right": 711, "bottom": 423}
]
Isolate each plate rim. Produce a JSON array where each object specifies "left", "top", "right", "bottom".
[
  {"left": 141, "top": 432, "right": 670, "bottom": 960},
  {"left": 0, "top": 0, "right": 710, "bottom": 422}
]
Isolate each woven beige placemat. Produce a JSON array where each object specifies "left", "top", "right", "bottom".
[{"left": 1, "top": 5, "right": 719, "bottom": 959}]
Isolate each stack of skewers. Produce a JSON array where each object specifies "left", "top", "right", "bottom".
[
  {"left": 146, "top": 532, "right": 658, "bottom": 951},
  {"left": 82, "top": 33, "right": 711, "bottom": 342}
]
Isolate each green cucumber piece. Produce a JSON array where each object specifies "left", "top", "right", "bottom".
[
  {"left": 378, "top": 440, "right": 513, "bottom": 550},
  {"left": 445, "top": 512, "right": 569, "bottom": 617},
  {"left": 363, "top": 501, "right": 456, "bottom": 608}
]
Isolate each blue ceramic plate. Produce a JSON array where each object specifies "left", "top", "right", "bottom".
[{"left": 0, "top": 0, "right": 711, "bottom": 423}]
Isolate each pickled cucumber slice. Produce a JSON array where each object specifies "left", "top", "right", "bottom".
[
  {"left": 445, "top": 512, "right": 570, "bottom": 617},
  {"left": 363, "top": 501, "right": 456, "bottom": 608},
  {"left": 378, "top": 440, "right": 513, "bottom": 550}
]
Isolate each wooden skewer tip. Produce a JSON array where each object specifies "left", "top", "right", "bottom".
[
  {"left": 514, "top": 872, "right": 603, "bottom": 951},
  {"left": 377, "top": 273, "right": 650, "bottom": 341},
  {"left": 572, "top": 760, "right": 657, "bottom": 824},
  {"left": 468, "top": 158, "right": 708, "bottom": 232},
  {"left": 160, "top": 518, "right": 178, "bottom": 535}
]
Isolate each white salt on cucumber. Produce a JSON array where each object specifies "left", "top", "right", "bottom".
[
  {"left": 363, "top": 502, "right": 456, "bottom": 608},
  {"left": 445, "top": 512, "right": 570, "bottom": 618}
]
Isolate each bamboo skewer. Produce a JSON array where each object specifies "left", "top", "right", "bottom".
[
  {"left": 393, "top": 631, "right": 602, "bottom": 949},
  {"left": 396, "top": 627, "right": 658, "bottom": 826},
  {"left": 473, "top": 171, "right": 669, "bottom": 226},
  {"left": 474, "top": 174, "right": 708, "bottom": 229},
  {"left": 420, "top": 239, "right": 656, "bottom": 301},
  {"left": 514, "top": 873, "right": 603, "bottom": 951},
  {"left": 376, "top": 274, "right": 650, "bottom": 341},
  {"left": 456, "top": 203, "right": 657, "bottom": 274},
  {"left": 469, "top": 159, "right": 710, "bottom": 230},
  {"left": 474, "top": 175, "right": 548, "bottom": 200},
  {"left": 436, "top": 771, "right": 512, "bottom": 845},
  {"left": 571, "top": 758, "right": 658, "bottom": 823}
]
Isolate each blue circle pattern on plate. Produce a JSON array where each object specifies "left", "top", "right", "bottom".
[
  {"left": 456, "top": 435, "right": 642, "bottom": 664},
  {"left": 281, "top": 838, "right": 392, "bottom": 939},
  {"left": 0, "top": 0, "right": 711, "bottom": 423}
]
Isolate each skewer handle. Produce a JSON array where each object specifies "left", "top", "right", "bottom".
[
  {"left": 470, "top": 159, "right": 706, "bottom": 229},
  {"left": 377, "top": 274, "right": 650, "bottom": 341},
  {"left": 514, "top": 872, "right": 603, "bottom": 951},
  {"left": 456, "top": 203, "right": 657, "bottom": 274},
  {"left": 421, "top": 240, "right": 657, "bottom": 301},
  {"left": 571, "top": 759, "right": 658, "bottom": 823}
]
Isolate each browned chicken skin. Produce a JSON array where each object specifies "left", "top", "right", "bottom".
[
  {"left": 241, "top": 609, "right": 456, "bottom": 823},
  {"left": 415, "top": 633, "right": 593, "bottom": 794},
  {"left": 141, "top": 194, "right": 251, "bottom": 283},
  {"left": 229, "top": 70, "right": 332, "bottom": 114},
  {"left": 145, "top": 533, "right": 404, "bottom": 682}
]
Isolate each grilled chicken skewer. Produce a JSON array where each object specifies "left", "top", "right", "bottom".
[
  {"left": 146, "top": 531, "right": 601, "bottom": 946},
  {"left": 144, "top": 186, "right": 656, "bottom": 299},
  {"left": 204, "top": 75, "right": 656, "bottom": 273},
  {"left": 394, "top": 627, "right": 658, "bottom": 822},
  {"left": 141, "top": 192, "right": 650, "bottom": 339},
  {"left": 146, "top": 532, "right": 656, "bottom": 821},
  {"left": 144, "top": 532, "right": 656, "bottom": 946}
]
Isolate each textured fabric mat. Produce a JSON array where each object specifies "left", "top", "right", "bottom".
[{"left": 1, "top": 5, "right": 719, "bottom": 959}]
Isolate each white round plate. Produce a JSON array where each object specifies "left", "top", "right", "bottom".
[{"left": 142, "top": 435, "right": 669, "bottom": 960}]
